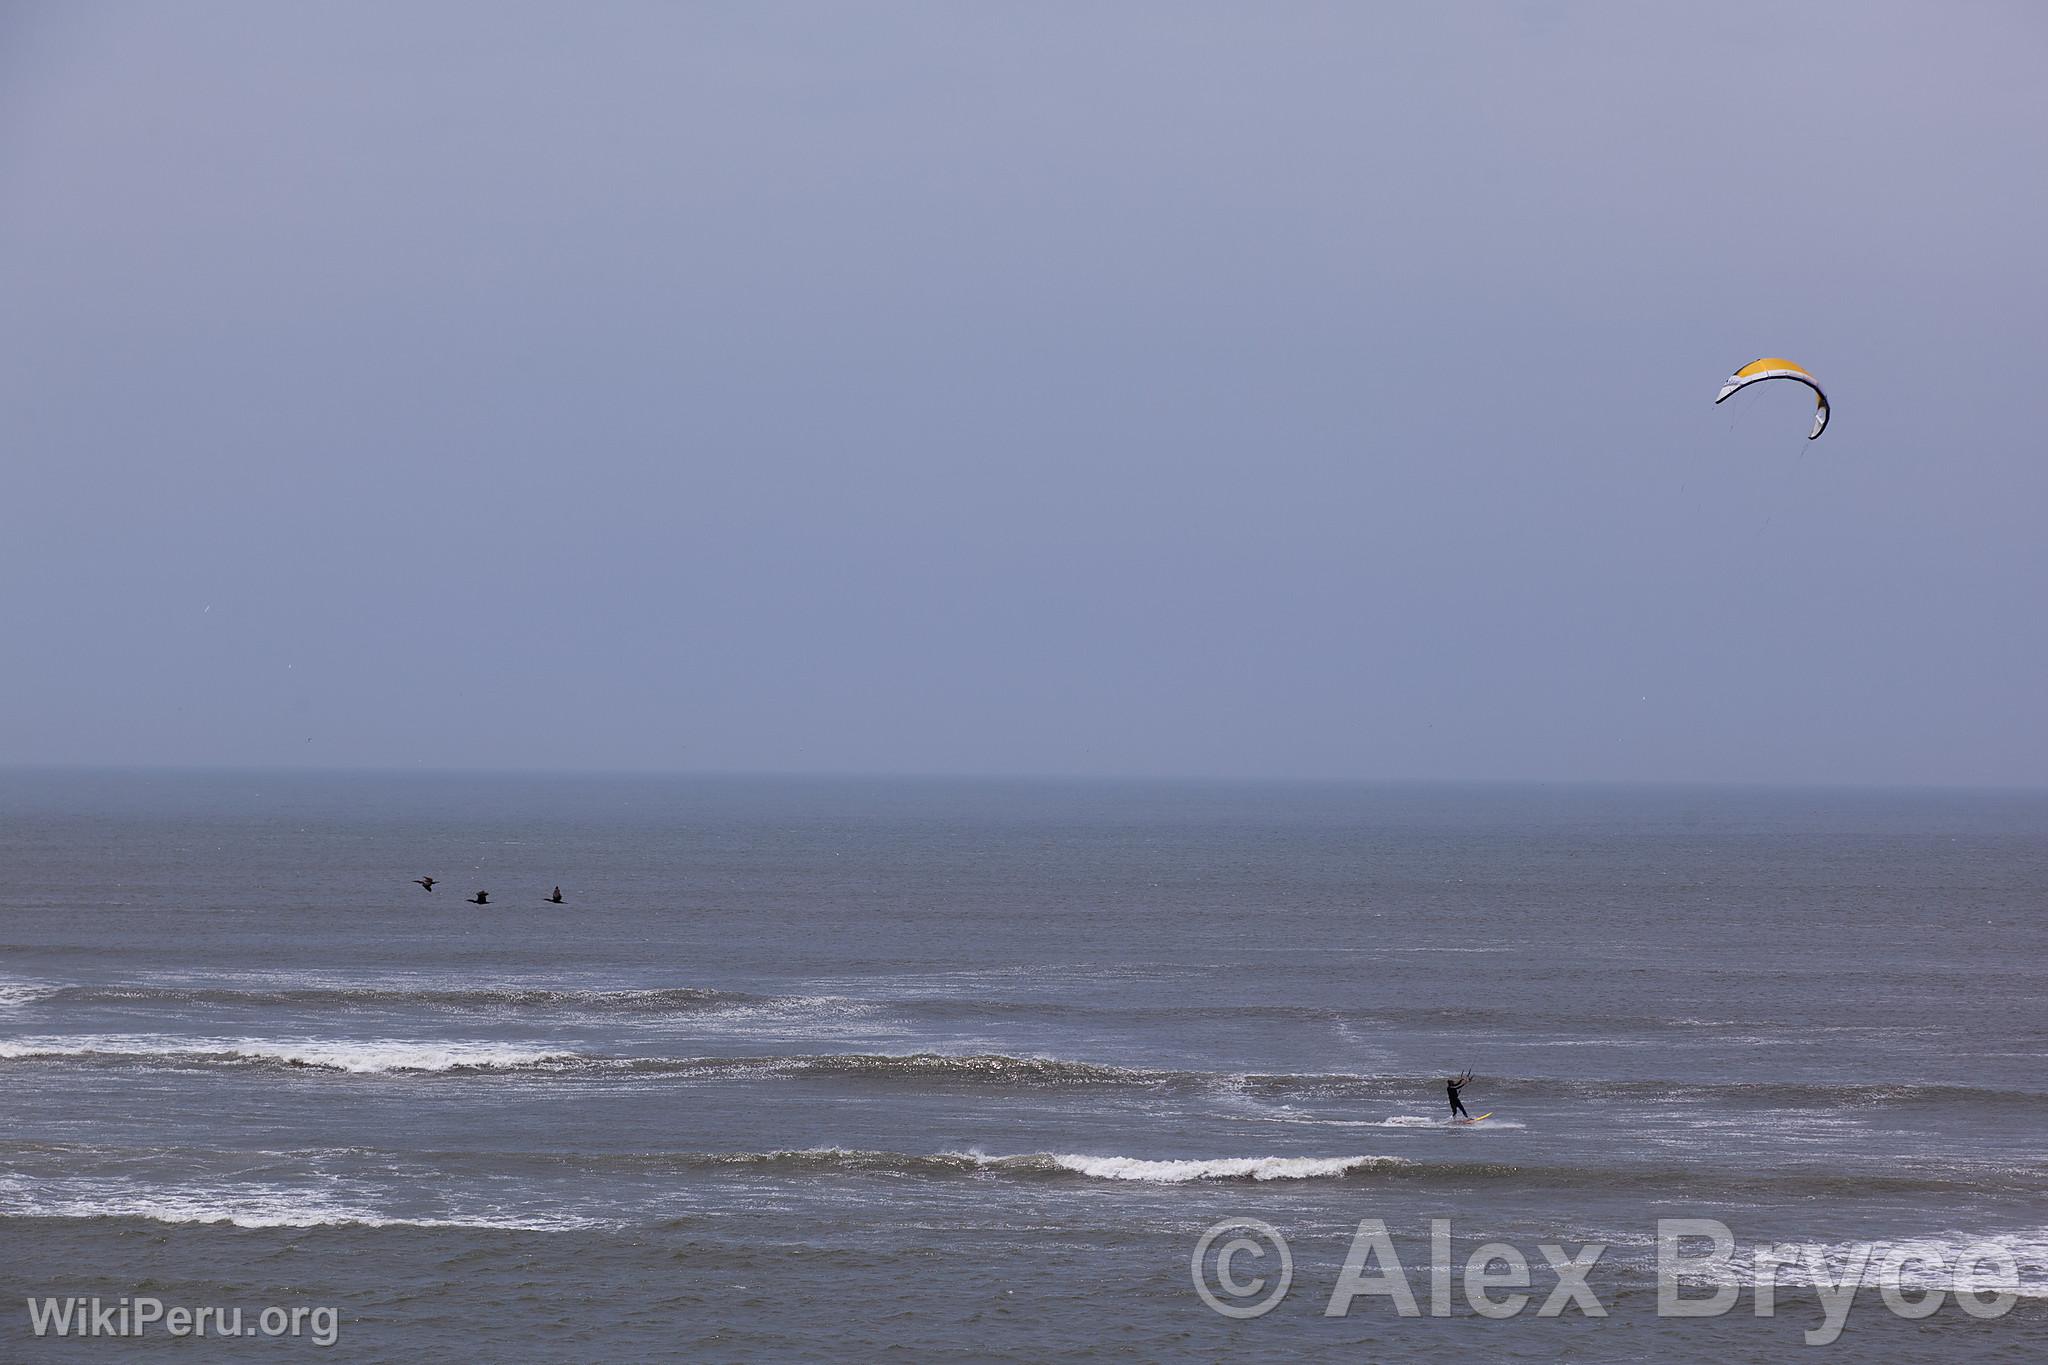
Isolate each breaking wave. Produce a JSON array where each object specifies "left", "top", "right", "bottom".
[
  {"left": 6, "top": 1138, "right": 2042, "bottom": 1204},
  {"left": 0, "top": 978, "right": 58, "bottom": 1011},
  {"left": 6, "top": 1039, "right": 2041, "bottom": 1113},
  {"left": 0, "top": 1036, "right": 577, "bottom": 1075},
  {"left": 0, "top": 1176, "right": 603, "bottom": 1232},
  {"left": 641, "top": 1148, "right": 1404, "bottom": 1183},
  {"left": 0, "top": 1041, "right": 1159, "bottom": 1082},
  {"left": 1041, "top": 1153, "right": 1400, "bottom": 1182}
]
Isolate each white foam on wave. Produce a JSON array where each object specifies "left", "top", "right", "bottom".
[
  {"left": 1251, "top": 1111, "right": 1526, "bottom": 1130},
  {"left": 244, "top": 1039, "right": 576, "bottom": 1073},
  {"left": 0, "top": 976, "right": 58, "bottom": 1010},
  {"left": 1715, "top": 1229, "right": 2048, "bottom": 1295},
  {"left": 0, "top": 1175, "right": 601, "bottom": 1231},
  {"left": 714, "top": 994, "right": 881, "bottom": 1024},
  {"left": 1048, "top": 1153, "right": 1406, "bottom": 1183},
  {"left": 629, "top": 993, "right": 888, "bottom": 1045},
  {"left": 0, "top": 1034, "right": 575, "bottom": 1074}
]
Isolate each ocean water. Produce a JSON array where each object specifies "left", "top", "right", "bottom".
[{"left": 3, "top": 770, "right": 2046, "bottom": 1359}]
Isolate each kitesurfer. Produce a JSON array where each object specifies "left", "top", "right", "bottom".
[{"left": 1446, "top": 1070, "right": 1474, "bottom": 1120}]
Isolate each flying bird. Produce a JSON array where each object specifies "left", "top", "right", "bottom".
[
  {"left": 468, "top": 891, "right": 489, "bottom": 905},
  {"left": 415, "top": 876, "right": 437, "bottom": 892},
  {"left": 546, "top": 887, "right": 565, "bottom": 904}
]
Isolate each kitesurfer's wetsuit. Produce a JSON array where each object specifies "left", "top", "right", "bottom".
[{"left": 1447, "top": 1078, "right": 1469, "bottom": 1118}]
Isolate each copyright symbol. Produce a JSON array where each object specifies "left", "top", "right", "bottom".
[{"left": 1190, "top": 1218, "right": 1292, "bottom": 1319}]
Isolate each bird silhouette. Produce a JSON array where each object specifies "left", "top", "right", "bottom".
[
  {"left": 546, "top": 887, "right": 565, "bottom": 904},
  {"left": 468, "top": 891, "right": 489, "bottom": 905},
  {"left": 414, "top": 876, "right": 437, "bottom": 892}
]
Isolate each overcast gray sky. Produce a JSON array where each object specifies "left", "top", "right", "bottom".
[{"left": 2, "top": 1, "right": 2043, "bottom": 784}]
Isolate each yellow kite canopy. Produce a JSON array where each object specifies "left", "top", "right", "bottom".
[{"left": 1715, "top": 358, "right": 1829, "bottom": 439}]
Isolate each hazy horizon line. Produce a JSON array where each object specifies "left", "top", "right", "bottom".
[{"left": 3, "top": 761, "right": 2043, "bottom": 797}]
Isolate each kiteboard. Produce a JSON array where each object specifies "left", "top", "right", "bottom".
[{"left": 1453, "top": 1112, "right": 1493, "bottom": 1126}]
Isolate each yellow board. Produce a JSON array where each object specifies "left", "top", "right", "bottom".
[{"left": 1455, "top": 1111, "right": 1493, "bottom": 1125}]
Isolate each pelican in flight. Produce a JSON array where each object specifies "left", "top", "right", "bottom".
[
  {"left": 414, "top": 876, "right": 437, "bottom": 892},
  {"left": 546, "top": 887, "right": 565, "bottom": 904},
  {"left": 467, "top": 891, "right": 489, "bottom": 905}
]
